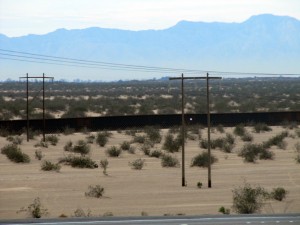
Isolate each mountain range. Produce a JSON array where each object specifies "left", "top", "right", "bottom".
[{"left": 0, "top": 14, "right": 299, "bottom": 81}]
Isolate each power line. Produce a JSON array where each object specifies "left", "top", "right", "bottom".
[{"left": 1, "top": 48, "right": 300, "bottom": 76}]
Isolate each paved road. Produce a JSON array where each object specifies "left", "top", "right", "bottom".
[{"left": 1, "top": 214, "right": 300, "bottom": 225}]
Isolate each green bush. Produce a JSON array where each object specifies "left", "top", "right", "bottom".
[
  {"left": 18, "top": 197, "right": 48, "bottom": 218},
  {"left": 140, "top": 143, "right": 151, "bottom": 156},
  {"left": 64, "top": 141, "right": 73, "bottom": 152},
  {"left": 263, "top": 131, "right": 288, "bottom": 148},
  {"left": 197, "top": 182, "right": 203, "bottom": 189},
  {"left": 59, "top": 155, "right": 97, "bottom": 169},
  {"left": 191, "top": 152, "right": 218, "bottom": 168},
  {"left": 1, "top": 144, "right": 30, "bottom": 163},
  {"left": 232, "top": 182, "right": 269, "bottom": 214},
  {"left": 216, "top": 124, "right": 225, "bottom": 133},
  {"left": 271, "top": 187, "right": 288, "bottom": 201},
  {"left": 34, "top": 141, "right": 48, "bottom": 148},
  {"left": 45, "top": 134, "right": 59, "bottom": 146},
  {"left": 35, "top": 149, "right": 43, "bottom": 160},
  {"left": 41, "top": 160, "right": 61, "bottom": 172},
  {"left": 6, "top": 135, "right": 23, "bottom": 145},
  {"left": 73, "top": 208, "right": 92, "bottom": 217},
  {"left": 73, "top": 140, "right": 91, "bottom": 155},
  {"left": 86, "top": 134, "right": 95, "bottom": 144},
  {"left": 96, "top": 132, "right": 109, "bottom": 147},
  {"left": 163, "top": 133, "right": 181, "bottom": 153},
  {"left": 253, "top": 123, "right": 272, "bottom": 133},
  {"left": 100, "top": 159, "right": 109, "bottom": 175},
  {"left": 150, "top": 149, "right": 163, "bottom": 158},
  {"left": 120, "top": 141, "right": 131, "bottom": 150},
  {"left": 234, "top": 124, "right": 246, "bottom": 136},
  {"left": 85, "top": 185, "right": 104, "bottom": 198},
  {"left": 129, "top": 158, "right": 145, "bottom": 170},
  {"left": 132, "top": 135, "right": 147, "bottom": 144},
  {"left": 241, "top": 132, "right": 253, "bottom": 142},
  {"left": 144, "top": 126, "right": 162, "bottom": 144},
  {"left": 161, "top": 154, "right": 180, "bottom": 167},
  {"left": 239, "top": 143, "right": 273, "bottom": 163},
  {"left": 106, "top": 146, "right": 122, "bottom": 157},
  {"left": 218, "top": 206, "right": 230, "bottom": 214}
]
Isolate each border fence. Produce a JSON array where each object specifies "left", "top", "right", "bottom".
[{"left": 0, "top": 111, "right": 299, "bottom": 134}]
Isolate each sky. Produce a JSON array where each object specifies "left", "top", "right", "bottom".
[{"left": 1, "top": 0, "right": 300, "bottom": 37}]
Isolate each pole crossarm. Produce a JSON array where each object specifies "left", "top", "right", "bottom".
[
  {"left": 169, "top": 73, "right": 222, "bottom": 188},
  {"left": 19, "top": 74, "right": 54, "bottom": 142}
]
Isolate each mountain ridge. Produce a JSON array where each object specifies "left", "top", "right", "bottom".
[{"left": 0, "top": 14, "right": 299, "bottom": 80}]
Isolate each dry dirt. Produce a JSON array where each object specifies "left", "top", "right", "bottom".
[{"left": 0, "top": 126, "right": 299, "bottom": 219}]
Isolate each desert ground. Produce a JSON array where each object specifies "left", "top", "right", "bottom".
[{"left": 0, "top": 126, "right": 299, "bottom": 219}]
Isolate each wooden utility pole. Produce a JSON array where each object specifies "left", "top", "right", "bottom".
[
  {"left": 169, "top": 73, "right": 221, "bottom": 188},
  {"left": 20, "top": 74, "right": 54, "bottom": 142}
]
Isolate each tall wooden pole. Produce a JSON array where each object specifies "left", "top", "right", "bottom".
[
  {"left": 26, "top": 73, "right": 29, "bottom": 142},
  {"left": 206, "top": 72, "right": 212, "bottom": 188},
  {"left": 42, "top": 73, "right": 46, "bottom": 142},
  {"left": 181, "top": 73, "right": 186, "bottom": 186}
]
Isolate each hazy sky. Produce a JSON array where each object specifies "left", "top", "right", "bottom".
[{"left": 1, "top": 0, "right": 300, "bottom": 37}]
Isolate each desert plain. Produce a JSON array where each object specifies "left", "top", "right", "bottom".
[{"left": 0, "top": 125, "right": 299, "bottom": 219}]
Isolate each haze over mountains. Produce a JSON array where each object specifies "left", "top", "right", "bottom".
[{"left": 0, "top": 14, "right": 299, "bottom": 81}]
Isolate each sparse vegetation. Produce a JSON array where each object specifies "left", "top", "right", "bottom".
[
  {"left": 45, "top": 134, "right": 59, "bottom": 146},
  {"left": 239, "top": 143, "right": 274, "bottom": 163},
  {"left": 120, "top": 141, "right": 131, "bottom": 150},
  {"left": 263, "top": 131, "right": 288, "bottom": 149},
  {"left": 271, "top": 187, "right": 288, "bottom": 201},
  {"left": 218, "top": 206, "right": 230, "bottom": 214},
  {"left": 106, "top": 146, "right": 122, "bottom": 157},
  {"left": 18, "top": 197, "right": 48, "bottom": 218},
  {"left": 85, "top": 185, "right": 104, "bottom": 198},
  {"left": 41, "top": 160, "right": 61, "bottom": 172},
  {"left": 191, "top": 152, "right": 218, "bottom": 168},
  {"left": 6, "top": 135, "right": 23, "bottom": 145},
  {"left": 232, "top": 182, "right": 269, "bottom": 214},
  {"left": 59, "top": 155, "right": 97, "bottom": 168},
  {"left": 161, "top": 154, "right": 180, "bottom": 167},
  {"left": 234, "top": 124, "right": 246, "bottom": 136},
  {"left": 253, "top": 123, "right": 272, "bottom": 133},
  {"left": 163, "top": 133, "right": 181, "bottom": 153},
  {"left": 96, "top": 132, "right": 109, "bottom": 147},
  {"left": 73, "top": 208, "right": 92, "bottom": 217},
  {"left": 1, "top": 144, "right": 30, "bottom": 163},
  {"left": 197, "top": 182, "right": 203, "bottom": 189},
  {"left": 35, "top": 149, "right": 44, "bottom": 160},
  {"left": 129, "top": 158, "right": 145, "bottom": 170},
  {"left": 100, "top": 159, "right": 109, "bottom": 175}
]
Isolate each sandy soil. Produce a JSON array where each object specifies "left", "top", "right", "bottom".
[{"left": 0, "top": 126, "right": 299, "bottom": 219}]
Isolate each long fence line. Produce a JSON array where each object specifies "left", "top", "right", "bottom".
[{"left": 0, "top": 111, "right": 299, "bottom": 134}]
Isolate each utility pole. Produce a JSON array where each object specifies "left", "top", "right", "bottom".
[
  {"left": 169, "top": 73, "right": 221, "bottom": 188},
  {"left": 20, "top": 74, "right": 54, "bottom": 142}
]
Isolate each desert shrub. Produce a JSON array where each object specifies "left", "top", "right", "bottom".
[
  {"left": 219, "top": 206, "right": 230, "bottom": 215},
  {"left": 0, "top": 126, "right": 10, "bottom": 137},
  {"left": 161, "top": 154, "right": 180, "bottom": 167},
  {"left": 140, "top": 143, "right": 151, "bottom": 156},
  {"left": 132, "top": 135, "right": 146, "bottom": 144},
  {"left": 64, "top": 141, "right": 73, "bottom": 152},
  {"left": 73, "top": 140, "right": 90, "bottom": 155},
  {"left": 253, "top": 123, "right": 272, "bottom": 133},
  {"left": 34, "top": 140, "right": 48, "bottom": 148},
  {"left": 150, "top": 149, "right": 163, "bottom": 158},
  {"left": 35, "top": 149, "right": 43, "bottom": 160},
  {"left": 18, "top": 197, "right": 48, "bottom": 218},
  {"left": 100, "top": 159, "right": 109, "bottom": 175},
  {"left": 239, "top": 143, "right": 273, "bottom": 162},
  {"left": 120, "top": 141, "right": 131, "bottom": 150},
  {"left": 6, "top": 135, "right": 23, "bottom": 145},
  {"left": 106, "top": 146, "right": 122, "bottom": 157},
  {"left": 163, "top": 133, "right": 181, "bottom": 153},
  {"left": 1, "top": 144, "right": 30, "bottom": 163},
  {"left": 281, "top": 121, "right": 298, "bottom": 129},
  {"left": 191, "top": 152, "right": 218, "bottom": 168},
  {"left": 277, "top": 140, "right": 287, "bottom": 150},
  {"left": 96, "top": 132, "right": 109, "bottom": 147},
  {"left": 144, "top": 126, "right": 162, "bottom": 144},
  {"left": 45, "top": 134, "right": 59, "bottom": 146},
  {"left": 295, "top": 129, "right": 300, "bottom": 138},
  {"left": 85, "top": 185, "right": 104, "bottom": 198},
  {"left": 73, "top": 208, "right": 92, "bottom": 217},
  {"left": 63, "top": 126, "right": 75, "bottom": 135},
  {"left": 103, "top": 212, "right": 114, "bottom": 217},
  {"left": 234, "top": 124, "right": 246, "bottom": 136},
  {"left": 271, "top": 187, "right": 288, "bottom": 201},
  {"left": 216, "top": 124, "right": 225, "bottom": 133},
  {"left": 129, "top": 158, "right": 145, "bottom": 170},
  {"left": 86, "top": 134, "right": 95, "bottom": 143},
  {"left": 232, "top": 182, "right": 269, "bottom": 214},
  {"left": 263, "top": 131, "right": 288, "bottom": 148},
  {"left": 222, "top": 143, "right": 234, "bottom": 153},
  {"left": 225, "top": 133, "right": 235, "bottom": 145},
  {"left": 41, "top": 160, "right": 61, "bottom": 172},
  {"left": 128, "top": 146, "right": 136, "bottom": 154},
  {"left": 241, "top": 132, "right": 253, "bottom": 142},
  {"left": 295, "top": 142, "right": 300, "bottom": 151},
  {"left": 197, "top": 182, "right": 203, "bottom": 189},
  {"left": 59, "top": 155, "right": 97, "bottom": 169}
]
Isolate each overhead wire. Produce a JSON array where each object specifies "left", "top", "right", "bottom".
[{"left": 0, "top": 48, "right": 300, "bottom": 76}]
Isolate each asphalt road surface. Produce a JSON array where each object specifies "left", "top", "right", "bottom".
[{"left": 1, "top": 214, "right": 300, "bottom": 225}]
